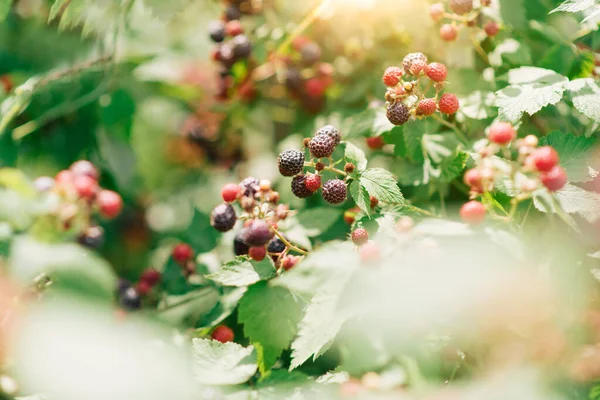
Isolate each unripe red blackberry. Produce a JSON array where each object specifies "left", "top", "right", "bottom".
[
  {"left": 291, "top": 174, "right": 313, "bottom": 198},
  {"left": 308, "top": 134, "right": 336, "bottom": 158},
  {"left": 233, "top": 230, "right": 250, "bottom": 256},
  {"left": 304, "top": 173, "right": 322, "bottom": 192},
  {"left": 424, "top": 62, "right": 448, "bottom": 83},
  {"left": 211, "top": 325, "right": 234, "bottom": 343},
  {"left": 73, "top": 175, "right": 99, "bottom": 199},
  {"left": 402, "top": 53, "right": 428, "bottom": 76},
  {"left": 484, "top": 21, "right": 500, "bottom": 36},
  {"left": 386, "top": 102, "right": 410, "bottom": 125},
  {"left": 281, "top": 255, "right": 300, "bottom": 271},
  {"left": 96, "top": 190, "right": 123, "bottom": 219},
  {"left": 322, "top": 179, "right": 347, "bottom": 205},
  {"left": 416, "top": 98, "right": 437, "bottom": 116},
  {"left": 221, "top": 183, "right": 241, "bottom": 203},
  {"left": 140, "top": 268, "right": 161, "bottom": 286},
  {"left": 438, "top": 93, "right": 460, "bottom": 115},
  {"left": 366, "top": 136, "right": 385, "bottom": 150},
  {"left": 316, "top": 125, "right": 341, "bottom": 145},
  {"left": 239, "top": 177, "right": 259, "bottom": 197},
  {"left": 463, "top": 168, "right": 483, "bottom": 191},
  {"left": 304, "top": 78, "right": 327, "bottom": 98},
  {"left": 70, "top": 160, "right": 99, "bottom": 180},
  {"left": 531, "top": 146, "right": 559, "bottom": 172},
  {"left": 449, "top": 0, "right": 473, "bottom": 15},
  {"left": 249, "top": 246, "right": 267, "bottom": 261},
  {"left": 242, "top": 219, "right": 274, "bottom": 246},
  {"left": 351, "top": 228, "right": 369, "bottom": 246},
  {"left": 172, "top": 243, "right": 194, "bottom": 264},
  {"left": 430, "top": 3, "right": 445, "bottom": 21},
  {"left": 382, "top": 66, "right": 403, "bottom": 87},
  {"left": 440, "top": 24, "right": 458, "bottom": 41},
  {"left": 488, "top": 122, "right": 516, "bottom": 145},
  {"left": 278, "top": 149, "right": 305, "bottom": 177},
  {"left": 210, "top": 203, "right": 237, "bottom": 232},
  {"left": 267, "top": 237, "right": 286, "bottom": 254},
  {"left": 540, "top": 166, "right": 567, "bottom": 192},
  {"left": 460, "top": 201, "right": 486, "bottom": 224},
  {"left": 225, "top": 20, "right": 243, "bottom": 37}
]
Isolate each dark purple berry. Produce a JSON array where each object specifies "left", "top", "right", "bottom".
[
  {"left": 267, "top": 237, "right": 286, "bottom": 254},
  {"left": 219, "top": 44, "right": 236, "bottom": 67},
  {"left": 209, "top": 20, "right": 226, "bottom": 43},
  {"left": 278, "top": 149, "right": 305, "bottom": 177},
  {"left": 117, "top": 278, "right": 132, "bottom": 296},
  {"left": 232, "top": 35, "right": 252, "bottom": 59},
  {"left": 224, "top": 6, "right": 241, "bottom": 21},
  {"left": 242, "top": 220, "right": 274, "bottom": 246},
  {"left": 300, "top": 42, "right": 321, "bottom": 66},
  {"left": 322, "top": 179, "right": 347, "bottom": 204},
  {"left": 120, "top": 287, "right": 141, "bottom": 310},
  {"left": 291, "top": 174, "right": 313, "bottom": 199},
  {"left": 316, "top": 125, "right": 341, "bottom": 145},
  {"left": 308, "top": 134, "right": 336, "bottom": 158},
  {"left": 285, "top": 68, "right": 303, "bottom": 91},
  {"left": 239, "top": 177, "right": 259, "bottom": 198},
  {"left": 234, "top": 230, "right": 250, "bottom": 256},
  {"left": 211, "top": 203, "right": 237, "bottom": 232},
  {"left": 386, "top": 102, "right": 410, "bottom": 126},
  {"left": 77, "top": 225, "right": 104, "bottom": 249}
]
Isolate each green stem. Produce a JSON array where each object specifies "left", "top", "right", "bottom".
[
  {"left": 272, "top": 228, "right": 308, "bottom": 255},
  {"left": 431, "top": 114, "right": 468, "bottom": 145},
  {"left": 405, "top": 204, "right": 437, "bottom": 218}
]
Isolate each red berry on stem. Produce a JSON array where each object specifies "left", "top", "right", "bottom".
[
  {"left": 424, "top": 62, "right": 448, "bottom": 83},
  {"left": 304, "top": 78, "right": 326, "bottom": 98},
  {"left": 140, "top": 268, "right": 161, "bottom": 286},
  {"left": 73, "top": 175, "right": 99, "bottom": 199},
  {"left": 531, "top": 146, "right": 559, "bottom": 172},
  {"left": 484, "top": 21, "right": 500, "bottom": 37},
  {"left": 438, "top": 93, "right": 460, "bottom": 114},
  {"left": 416, "top": 98, "right": 437, "bottom": 116},
  {"left": 211, "top": 325, "right": 234, "bottom": 343},
  {"left": 221, "top": 183, "right": 241, "bottom": 203},
  {"left": 488, "top": 122, "right": 516, "bottom": 145},
  {"left": 137, "top": 280, "right": 152, "bottom": 296},
  {"left": 366, "top": 136, "right": 385, "bottom": 150},
  {"left": 96, "top": 190, "right": 123, "bottom": 219},
  {"left": 351, "top": 228, "right": 369, "bottom": 246},
  {"left": 172, "top": 243, "right": 194, "bottom": 264},
  {"left": 382, "top": 66, "right": 403, "bottom": 87},
  {"left": 225, "top": 20, "right": 243, "bottom": 36},
  {"left": 249, "top": 246, "right": 267, "bottom": 261},
  {"left": 281, "top": 255, "right": 300, "bottom": 271},
  {"left": 460, "top": 201, "right": 486, "bottom": 224},
  {"left": 55, "top": 170, "right": 74, "bottom": 186},
  {"left": 440, "top": 24, "right": 458, "bottom": 41},
  {"left": 463, "top": 168, "right": 483, "bottom": 190},
  {"left": 304, "top": 174, "right": 322, "bottom": 192},
  {"left": 429, "top": 3, "right": 445, "bottom": 21},
  {"left": 541, "top": 166, "right": 567, "bottom": 192},
  {"left": 70, "top": 160, "right": 99, "bottom": 180}
]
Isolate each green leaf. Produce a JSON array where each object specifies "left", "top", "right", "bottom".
[
  {"left": 499, "top": 0, "right": 528, "bottom": 30},
  {"left": 489, "top": 39, "right": 532, "bottom": 67},
  {"left": 0, "top": 0, "right": 12, "bottom": 21},
  {"left": 402, "top": 122, "right": 425, "bottom": 162},
  {"left": 344, "top": 142, "right": 367, "bottom": 172},
  {"left": 192, "top": 338, "right": 257, "bottom": 385},
  {"left": 495, "top": 67, "right": 568, "bottom": 123},
  {"left": 459, "top": 91, "right": 496, "bottom": 120},
  {"left": 381, "top": 127, "right": 406, "bottom": 157},
  {"left": 554, "top": 184, "right": 600, "bottom": 223},
  {"left": 359, "top": 168, "right": 404, "bottom": 205},
  {"left": 48, "top": 0, "right": 120, "bottom": 35},
  {"left": 438, "top": 151, "right": 468, "bottom": 183},
  {"left": 196, "top": 287, "right": 247, "bottom": 329},
  {"left": 238, "top": 282, "right": 304, "bottom": 374},
  {"left": 0, "top": 168, "right": 35, "bottom": 197},
  {"left": 345, "top": 108, "right": 396, "bottom": 138},
  {"left": 289, "top": 288, "right": 348, "bottom": 370},
  {"left": 207, "top": 258, "right": 277, "bottom": 287},
  {"left": 540, "top": 131, "right": 598, "bottom": 182},
  {"left": 349, "top": 180, "right": 371, "bottom": 216},
  {"left": 567, "top": 78, "right": 600, "bottom": 123},
  {"left": 569, "top": 52, "right": 595, "bottom": 79},
  {"left": 296, "top": 207, "right": 343, "bottom": 234},
  {"left": 550, "top": 0, "right": 599, "bottom": 14}
]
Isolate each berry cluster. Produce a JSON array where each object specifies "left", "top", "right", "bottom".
[
  {"left": 382, "top": 53, "right": 459, "bottom": 126},
  {"left": 210, "top": 179, "right": 302, "bottom": 269},
  {"left": 208, "top": 1, "right": 259, "bottom": 101},
  {"left": 33, "top": 161, "right": 123, "bottom": 248},
  {"left": 282, "top": 37, "right": 334, "bottom": 114},
  {"left": 459, "top": 122, "right": 567, "bottom": 224},
  {"left": 429, "top": 0, "right": 499, "bottom": 42},
  {"left": 116, "top": 268, "right": 162, "bottom": 311},
  {"left": 277, "top": 125, "right": 349, "bottom": 205},
  {"left": 172, "top": 242, "right": 197, "bottom": 277}
]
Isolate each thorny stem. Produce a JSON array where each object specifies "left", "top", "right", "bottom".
[
  {"left": 36, "top": 55, "right": 114, "bottom": 89},
  {"left": 272, "top": 227, "right": 308, "bottom": 255},
  {"left": 431, "top": 114, "right": 469, "bottom": 145}
]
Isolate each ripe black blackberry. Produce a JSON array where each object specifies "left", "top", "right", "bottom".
[
  {"left": 120, "top": 287, "right": 141, "bottom": 310},
  {"left": 267, "top": 237, "right": 286, "bottom": 254},
  {"left": 291, "top": 174, "right": 313, "bottom": 198},
  {"left": 322, "top": 179, "right": 347, "bottom": 204},
  {"left": 211, "top": 203, "right": 237, "bottom": 232},
  {"left": 300, "top": 42, "right": 322, "bottom": 66},
  {"left": 285, "top": 68, "right": 303, "bottom": 91},
  {"left": 209, "top": 20, "right": 226, "bottom": 43},
  {"left": 233, "top": 230, "right": 250, "bottom": 256},
  {"left": 386, "top": 102, "right": 410, "bottom": 126},
  {"left": 308, "top": 134, "right": 336, "bottom": 158},
  {"left": 232, "top": 35, "right": 252, "bottom": 59},
  {"left": 316, "top": 125, "right": 341, "bottom": 145},
  {"left": 278, "top": 149, "right": 305, "bottom": 177},
  {"left": 449, "top": 0, "right": 473, "bottom": 15},
  {"left": 219, "top": 44, "right": 236, "bottom": 67},
  {"left": 77, "top": 225, "right": 104, "bottom": 249},
  {"left": 224, "top": 5, "right": 242, "bottom": 21},
  {"left": 242, "top": 220, "right": 274, "bottom": 246},
  {"left": 240, "top": 177, "right": 259, "bottom": 197}
]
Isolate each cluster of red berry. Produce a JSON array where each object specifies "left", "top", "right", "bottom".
[
  {"left": 116, "top": 268, "right": 162, "bottom": 311},
  {"left": 277, "top": 125, "right": 350, "bottom": 204},
  {"left": 33, "top": 161, "right": 123, "bottom": 248},
  {"left": 429, "top": 0, "right": 499, "bottom": 42},
  {"left": 383, "top": 53, "right": 459, "bottom": 126},
  {"left": 460, "top": 122, "right": 567, "bottom": 224},
  {"left": 208, "top": 1, "right": 260, "bottom": 101},
  {"left": 281, "top": 37, "right": 334, "bottom": 114},
  {"left": 210, "top": 178, "right": 302, "bottom": 269}
]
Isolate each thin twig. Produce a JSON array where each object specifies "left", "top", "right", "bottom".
[
  {"left": 431, "top": 114, "right": 469, "bottom": 145},
  {"left": 272, "top": 228, "right": 308, "bottom": 255},
  {"left": 36, "top": 55, "right": 114, "bottom": 89}
]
